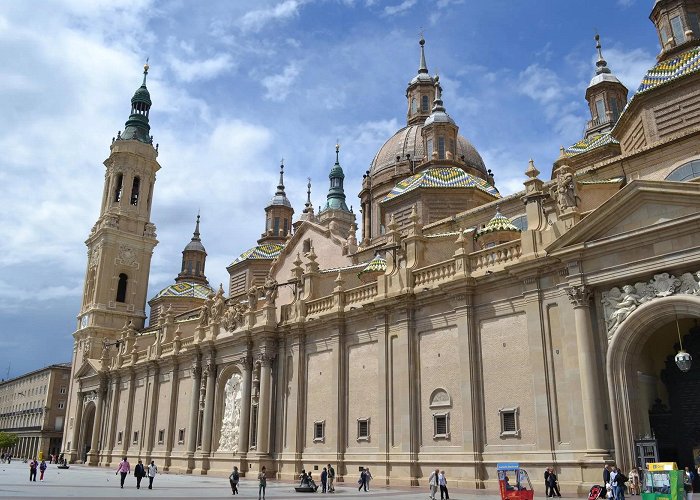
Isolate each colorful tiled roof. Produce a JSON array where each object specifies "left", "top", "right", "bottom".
[
  {"left": 357, "top": 254, "right": 387, "bottom": 280},
  {"left": 475, "top": 210, "right": 520, "bottom": 238},
  {"left": 636, "top": 46, "right": 700, "bottom": 94},
  {"left": 231, "top": 243, "right": 285, "bottom": 265},
  {"left": 153, "top": 281, "right": 213, "bottom": 300},
  {"left": 564, "top": 132, "right": 619, "bottom": 157},
  {"left": 381, "top": 167, "right": 499, "bottom": 203}
]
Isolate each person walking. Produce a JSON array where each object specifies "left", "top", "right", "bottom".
[
  {"left": 258, "top": 466, "right": 267, "bottom": 500},
  {"left": 134, "top": 460, "right": 146, "bottom": 489},
  {"left": 365, "top": 468, "right": 373, "bottom": 490},
  {"left": 115, "top": 456, "right": 131, "bottom": 489},
  {"left": 39, "top": 460, "right": 47, "bottom": 481},
  {"left": 547, "top": 467, "right": 561, "bottom": 497},
  {"left": 358, "top": 468, "right": 367, "bottom": 492},
  {"left": 321, "top": 467, "right": 328, "bottom": 493},
  {"left": 29, "top": 458, "right": 38, "bottom": 482},
  {"left": 611, "top": 466, "right": 627, "bottom": 500},
  {"left": 147, "top": 460, "right": 158, "bottom": 489},
  {"left": 428, "top": 468, "right": 439, "bottom": 500},
  {"left": 545, "top": 468, "right": 552, "bottom": 497},
  {"left": 327, "top": 463, "right": 335, "bottom": 493},
  {"left": 439, "top": 470, "right": 450, "bottom": 499},
  {"left": 229, "top": 466, "right": 240, "bottom": 495}
]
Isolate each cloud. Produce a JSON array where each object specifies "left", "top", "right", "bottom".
[
  {"left": 169, "top": 53, "right": 235, "bottom": 82},
  {"left": 598, "top": 46, "right": 655, "bottom": 93},
  {"left": 239, "top": 0, "right": 302, "bottom": 32},
  {"left": 384, "top": 0, "right": 417, "bottom": 15},
  {"left": 261, "top": 62, "right": 301, "bottom": 101}
]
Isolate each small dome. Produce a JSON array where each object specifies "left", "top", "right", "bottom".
[
  {"left": 153, "top": 281, "right": 213, "bottom": 300},
  {"left": 381, "top": 167, "right": 499, "bottom": 203},
  {"left": 269, "top": 194, "right": 292, "bottom": 208},
  {"left": 184, "top": 239, "right": 206, "bottom": 252},
  {"left": 230, "top": 243, "right": 285, "bottom": 266},
  {"left": 588, "top": 72, "right": 624, "bottom": 89},
  {"left": 357, "top": 254, "right": 386, "bottom": 283},
  {"left": 370, "top": 124, "right": 486, "bottom": 177},
  {"left": 409, "top": 72, "right": 434, "bottom": 85},
  {"left": 424, "top": 110, "right": 455, "bottom": 126},
  {"left": 475, "top": 209, "right": 521, "bottom": 238},
  {"left": 132, "top": 84, "right": 152, "bottom": 106}
]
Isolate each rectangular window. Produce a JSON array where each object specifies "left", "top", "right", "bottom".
[
  {"left": 357, "top": 418, "right": 370, "bottom": 441},
  {"left": 57, "top": 402, "right": 65, "bottom": 410},
  {"left": 427, "top": 138, "right": 433, "bottom": 159},
  {"left": 313, "top": 420, "right": 325, "bottom": 442},
  {"left": 178, "top": 429, "right": 185, "bottom": 444},
  {"left": 671, "top": 15, "right": 685, "bottom": 43},
  {"left": 132, "top": 431, "right": 139, "bottom": 444},
  {"left": 273, "top": 217, "right": 280, "bottom": 236},
  {"left": 595, "top": 98, "right": 606, "bottom": 122},
  {"left": 689, "top": 12, "right": 700, "bottom": 37},
  {"left": 438, "top": 136, "right": 445, "bottom": 159},
  {"left": 499, "top": 407, "right": 520, "bottom": 437},
  {"left": 117, "top": 431, "right": 123, "bottom": 445},
  {"left": 54, "top": 416, "right": 64, "bottom": 432},
  {"left": 283, "top": 218, "right": 289, "bottom": 236},
  {"left": 250, "top": 405, "right": 258, "bottom": 449},
  {"left": 609, "top": 97, "right": 619, "bottom": 119},
  {"left": 433, "top": 412, "right": 450, "bottom": 439},
  {"left": 158, "top": 429, "right": 165, "bottom": 444},
  {"left": 421, "top": 95, "right": 429, "bottom": 112},
  {"left": 660, "top": 26, "right": 669, "bottom": 45}
]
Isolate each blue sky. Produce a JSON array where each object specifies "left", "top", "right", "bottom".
[{"left": 0, "top": 0, "right": 659, "bottom": 377}]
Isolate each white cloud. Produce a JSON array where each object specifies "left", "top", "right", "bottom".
[
  {"left": 384, "top": 0, "right": 417, "bottom": 15},
  {"left": 239, "top": 0, "right": 302, "bottom": 32},
  {"left": 599, "top": 46, "right": 655, "bottom": 94},
  {"left": 261, "top": 62, "right": 301, "bottom": 101},
  {"left": 169, "top": 53, "right": 235, "bottom": 82}
]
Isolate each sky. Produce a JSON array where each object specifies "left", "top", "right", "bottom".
[{"left": 0, "top": 0, "right": 660, "bottom": 378}]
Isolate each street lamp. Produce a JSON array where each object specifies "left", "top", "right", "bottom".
[{"left": 674, "top": 318, "right": 692, "bottom": 372}]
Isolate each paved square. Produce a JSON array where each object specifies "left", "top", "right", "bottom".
[{"left": 0, "top": 462, "right": 577, "bottom": 499}]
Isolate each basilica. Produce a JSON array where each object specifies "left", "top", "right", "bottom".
[{"left": 63, "top": 0, "right": 700, "bottom": 492}]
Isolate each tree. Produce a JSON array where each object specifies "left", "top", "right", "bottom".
[{"left": 0, "top": 431, "right": 19, "bottom": 449}]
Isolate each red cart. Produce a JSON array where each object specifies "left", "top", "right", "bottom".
[{"left": 497, "top": 463, "right": 534, "bottom": 500}]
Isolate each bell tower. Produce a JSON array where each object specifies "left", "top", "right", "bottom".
[{"left": 78, "top": 62, "right": 160, "bottom": 338}]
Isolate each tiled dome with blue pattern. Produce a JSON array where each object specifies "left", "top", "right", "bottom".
[
  {"left": 230, "top": 243, "right": 285, "bottom": 266},
  {"left": 153, "top": 281, "right": 213, "bottom": 300},
  {"left": 381, "top": 167, "right": 499, "bottom": 203}
]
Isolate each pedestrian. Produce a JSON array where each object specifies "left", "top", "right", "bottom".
[
  {"left": 611, "top": 466, "right": 627, "bottom": 500},
  {"left": 547, "top": 467, "right": 561, "bottom": 497},
  {"left": 327, "top": 463, "right": 335, "bottom": 492},
  {"left": 147, "top": 460, "right": 158, "bottom": 489},
  {"left": 545, "top": 467, "right": 552, "bottom": 497},
  {"left": 230, "top": 465, "right": 240, "bottom": 495},
  {"left": 365, "top": 468, "right": 373, "bottom": 490},
  {"left": 439, "top": 470, "right": 450, "bottom": 499},
  {"left": 134, "top": 460, "right": 146, "bottom": 489},
  {"left": 321, "top": 467, "right": 328, "bottom": 493},
  {"left": 29, "top": 458, "right": 38, "bottom": 482},
  {"left": 258, "top": 465, "right": 267, "bottom": 500},
  {"left": 628, "top": 467, "right": 640, "bottom": 496},
  {"left": 115, "top": 456, "right": 131, "bottom": 489},
  {"left": 358, "top": 468, "right": 367, "bottom": 492},
  {"left": 428, "top": 468, "right": 439, "bottom": 500},
  {"left": 39, "top": 460, "right": 47, "bottom": 481}
]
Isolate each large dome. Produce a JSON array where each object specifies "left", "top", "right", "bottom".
[{"left": 370, "top": 124, "right": 486, "bottom": 176}]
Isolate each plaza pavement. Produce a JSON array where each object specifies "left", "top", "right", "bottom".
[{"left": 0, "top": 462, "right": 587, "bottom": 499}]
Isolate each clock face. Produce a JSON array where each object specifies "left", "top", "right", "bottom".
[{"left": 81, "top": 315, "right": 88, "bottom": 328}]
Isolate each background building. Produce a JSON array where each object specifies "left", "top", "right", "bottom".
[
  {"left": 63, "top": 1, "right": 700, "bottom": 493},
  {"left": 0, "top": 363, "right": 71, "bottom": 459}
]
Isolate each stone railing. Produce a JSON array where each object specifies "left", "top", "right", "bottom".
[
  {"left": 306, "top": 295, "right": 335, "bottom": 316},
  {"left": 414, "top": 259, "right": 457, "bottom": 287},
  {"left": 160, "top": 341, "right": 174, "bottom": 355},
  {"left": 345, "top": 282, "right": 378, "bottom": 306},
  {"left": 181, "top": 337, "right": 195, "bottom": 349},
  {"left": 470, "top": 240, "right": 522, "bottom": 273}
]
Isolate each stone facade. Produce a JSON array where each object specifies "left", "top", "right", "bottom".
[{"left": 63, "top": 4, "right": 700, "bottom": 494}]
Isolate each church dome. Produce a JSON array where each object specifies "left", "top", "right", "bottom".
[
  {"left": 370, "top": 124, "right": 486, "bottom": 177},
  {"left": 153, "top": 281, "right": 213, "bottom": 300}
]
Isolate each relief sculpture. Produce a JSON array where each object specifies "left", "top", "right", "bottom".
[{"left": 217, "top": 373, "right": 242, "bottom": 452}]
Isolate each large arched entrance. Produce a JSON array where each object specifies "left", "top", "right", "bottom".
[
  {"left": 80, "top": 402, "right": 95, "bottom": 464},
  {"left": 607, "top": 295, "right": 700, "bottom": 470}
]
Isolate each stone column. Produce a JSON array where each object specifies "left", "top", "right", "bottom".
[
  {"left": 237, "top": 357, "right": 253, "bottom": 456},
  {"left": 256, "top": 354, "right": 273, "bottom": 455},
  {"left": 70, "top": 392, "right": 83, "bottom": 461},
  {"left": 567, "top": 285, "right": 606, "bottom": 452},
  {"left": 201, "top": 359, "right": 217, "bottom": 457},
  {"left": 105, "top": 375, "right": 121, "bottom": 465},
  {"left": 186, "top": 359, "right": 202, "bottom": 460},
  {"left": 88, "top": 380, "right": 107, "bottom": 464}
]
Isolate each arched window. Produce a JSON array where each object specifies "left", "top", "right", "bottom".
[
  {"left": 116, "top": 273, "right": 128, "bottom": 303},
  {"left": 114, "top": 173, "right": 123, "bottom": 202},
  {"left": 665, "top": 159, "right": 700, "bottom": 182},
  {"left": 130, "top": 176, "right": 140, "bottom": 206},
  {"left": 421, "top": 95, "right": 429, "bottom": 112}
]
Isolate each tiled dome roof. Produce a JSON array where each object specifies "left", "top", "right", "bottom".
[
  {"left": 476, "top": 210, "right": 520, "bottom": 238},
  {"left": 370, "top": 124, "right": 486, "bottom": 177},
  {"left": 153, "top": 281, "right": 213, "bottom": 300},
  {"left": 230, "top": 243, "right": 285, "bottom": 266},
  {"left": 357, "top": 254, "right": 387, "bottom": 281},
  {"left": 381, "top": 167, "right": 499, "bottom": 203}
]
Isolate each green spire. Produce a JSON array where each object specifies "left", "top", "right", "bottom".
[
  {"left": 121, "top": 61, "right": 153, "bottom": 144},
  {"left": 321, "top": 143, "right": 349, "bottom": 212}
]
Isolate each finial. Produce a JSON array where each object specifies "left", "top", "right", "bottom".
[
  {"left": 193, "top": 213, "right": 201, "bottom": 239},
  {"left": 143, "top": 57, "right": 150, "bottom": 85},
  {"left": 335, "top": 141, "right": 340, "bottom": 164},
  {"left": 594, "top": 33, "right": 611, "bottom": 75},
  {"left": 525, "top": 158, "right": 540, "bottom": 179},
  {"left": 307, "top": 177, "right": 312, "bottom": 203},
  {"left": 276, "top": 161, "right": 286, "bottom": 196},
  {"left": 418, "top": 30, "right": 428, "bottom": 74}
]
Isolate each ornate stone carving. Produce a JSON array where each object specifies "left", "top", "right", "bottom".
[
  {"left": 258, "top": 353, "right": 274, "bottom": 367},
  {"left": 103, "top": 214, "right": 119, "bottom": 229},
  {"left": 198, "top": 294, "right": 214, "bottom": 327},
  {"left": 550, "top": 166, "right": 579, "bottom": 212},
  {"left": 247, "top": 286, "right": 259, "bottom": 310},
  {"left": 217, "top": 373, "right": 242, "bottom": 452},
  {"left": 88, "top": 245, "right": 101, "bottom": 269},
  {"left": 602, "top": 272, "right": 700, "bottom": 340},
  {"left": 210, "top": 286, "right": 225, "bottom": 322},
  {"left": 566, "top": 285, "right": 592, "bottom": 307},
  {"left": 221, "top": 302, "right": 248, "bottom": 332},
  {"left": 144, "top": 222, "right": 157, "bottom": 238},
  {"left": 118, "top": 244, "right": 138, "bottom": 267},
  {"left": 191, "top": 362, "right": 201, "bottom": 379},
  {"left": 264, "top": 277, "right": 278, "bottom": 306}
]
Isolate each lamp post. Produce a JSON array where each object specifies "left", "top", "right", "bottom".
[{"left": 674, "top": 318, "right": 692, "bottom": 372}]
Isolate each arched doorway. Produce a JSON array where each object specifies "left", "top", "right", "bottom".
[
  {"left": 607, "top": 295, "right": 700, "bottom": 470},
  {"left": 80, "top": 402, "right": 95, "bottom": 464}
]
